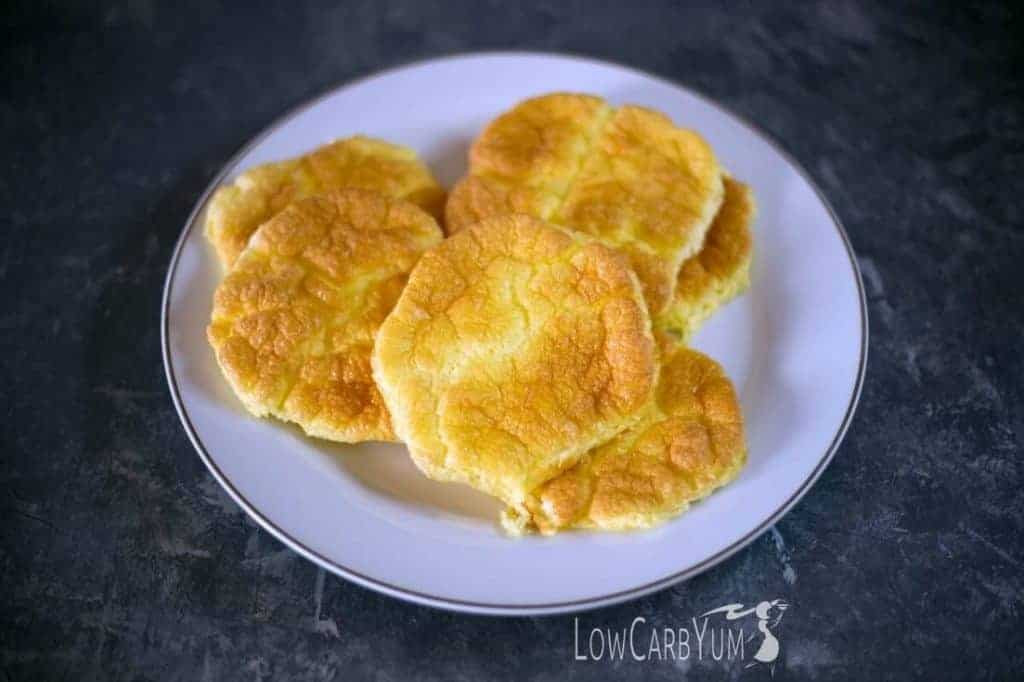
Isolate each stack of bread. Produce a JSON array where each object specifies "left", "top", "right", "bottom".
[{"left": 206, "top": 94, "right": 754, "bottom": 535}]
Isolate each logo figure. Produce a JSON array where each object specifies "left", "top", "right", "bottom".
[{"left": 703, "top": 600, "right": 789, "bottom": 673}]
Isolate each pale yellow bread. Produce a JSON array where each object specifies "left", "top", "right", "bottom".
[
  {"left": 445, "top": 93, "right": 724, "bottom": 317},
  {"left": 504, "top": 342, "right": 746, "bottom": 534},
  {"left": 207, "top": 189, "right": 443, "bottom": 442},
  {"left": 205, "top": 136, "right": 445, "bottom": 268},
  {"left": 659, "top": 177, "right": 755, "bottom": 339},
  {"left": 372, "top": 213, "right": 658, "bottom": 514}
]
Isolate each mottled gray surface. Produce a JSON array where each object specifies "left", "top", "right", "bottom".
[{"left": 2, "top": 1, "right": 1022, "bottom": 679}]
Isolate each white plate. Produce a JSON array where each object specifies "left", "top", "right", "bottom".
[{"left": 162, "top": 52, "right": 867, "bottom": 616}]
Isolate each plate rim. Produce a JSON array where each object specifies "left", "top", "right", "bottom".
[{"left": 161, "top": 50, "right": 869, "bottom": 616}]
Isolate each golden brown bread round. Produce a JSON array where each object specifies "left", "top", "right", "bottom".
[
  {"left": 372, "top": 213, "right": 659, "bottom": 513},
  {"left": 660, "top": 177, "right": 755, "bottom": 338},
  {"left": 207, "top": 188, "right": 443, "bottom": 442},
  {"left": 205, "top": 136, "right": 445, "bottom": 268},
  {"left": 445, "top": 93, "right": 724, "bottom": 317},
  {"left": 504, "top": 343, "right": 746, "bottom": 534}
]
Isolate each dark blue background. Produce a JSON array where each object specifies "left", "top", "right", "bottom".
[{"left": 2, "top": 1, "right": 1022, "bottom": 679}]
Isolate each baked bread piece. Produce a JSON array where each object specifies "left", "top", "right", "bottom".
[
  {"left": 207, "top": 189, "right": 443, "bottom": 442},
  {"left": 504, "top": 343, "right": 746, "bottom": 534},
  {"left": 446, "top": 93, "right": 724, "bottom": 317},
  {"left": 372, "top": 213, "right": 658, "bottom": 515},
  {"left": 660, "top": 177, "right": 755, "bottom": 339},
  {"left": 205, "top": 136, "right": 445, "bottom": 268}
]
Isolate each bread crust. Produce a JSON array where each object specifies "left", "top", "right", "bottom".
[
  {"left": 506, "top": 343, "right": 746, "bottom": 534},
  {"left": 372, "top": 213, "right": 659, "bottom": 510},
  {"left": 205, "top": 136, "right": 445, "bottom": 268},
  {"left": 660, "top": 177, "right": 755, "bottom": 338},
  {"left": 208, "top": 189, "right": 443, "bottom": 442},
  {"left": 446, "top": 93, "right": 724, "bottom": 317}
]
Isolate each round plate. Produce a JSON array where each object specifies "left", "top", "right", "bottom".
[{"left": 162, "top": 52, "right": 867, "bottom": 616}]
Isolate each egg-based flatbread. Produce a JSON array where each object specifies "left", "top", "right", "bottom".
[
  {"left": 207, "top": 189, "right": 443, "bottom": 442},
  {"left": 205, "top": 136, "right": 445, "bottom": 268},
  {"left": 372, "top": 213, "right": 658, "bottom": 515},
  {"left": 445, "top": 93, "right": 724, "bottom": 317},
  {"left": 660, "top": 177, "right": 755, "bottom": 339},
  {"left": 504, "top": 344, "right": 746, "bottom": 534}
]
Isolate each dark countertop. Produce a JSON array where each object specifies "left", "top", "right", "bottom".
[{"left": 2, "top": 1, "right": 1022, "bottom": 679}]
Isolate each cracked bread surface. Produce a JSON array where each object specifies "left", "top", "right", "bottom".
[
  {"left": 205, "top": 136, "right": 445, "bottom": 268},
  {"left": 207, "top": 188, "right": 443, "bottom": 442},
  {"left": 372, "top": 213, "right": 658, "bottom": 513},
  {"left": 445, "top": 93, "right": 724, "bottom": 317},
  {"left": 504, "top": 343, "right": 746, "bottom": 534}
]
